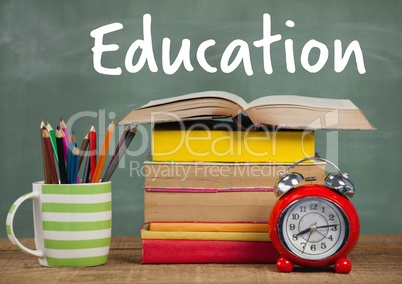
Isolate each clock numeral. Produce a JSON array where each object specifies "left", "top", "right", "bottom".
[
  {"left": 292, "top": 213, "right": 300, "bottom": 220},
  {"left": 311, "top": 244, "right": 316, "bottom": 251},
  {"left": 292, "top": 234, "right": 298, "bottom": 241},
  {"left": 310, "top": 204, "right": 318, "bottom": 211},
  {"left": 321, "top": 242, "right": 327, "bottom": 249},
  {"left": 331, "top": 225, "right": 338, "bottom": 231},
  {"left": 329, "top": 214, "right": 335, "bottom": 221},
  {"left": 289, "top": 224, "right": 295, "bottom": 231},
  {"left": 328, "top": 235, "right": 334, "bottom": 241},
  {"left": 322, "top": 207, "right": 325, "bottom": 213},
  {"left": 301, "top": 242, "right": 306, "bottom": 249},
  {"left": 300, "top": 206, "right": 306, "bottom": 212}
]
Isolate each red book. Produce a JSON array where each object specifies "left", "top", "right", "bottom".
[{"left": 142, "top": 239, "right": 279, "bottom": 264}]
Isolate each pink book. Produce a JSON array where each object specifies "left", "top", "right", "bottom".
[{"left": 142, "top": 239, "right": 279, "bottom": 264}]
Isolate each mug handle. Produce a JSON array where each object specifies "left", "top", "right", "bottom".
[{"left": 6, "top": 192, "right": 44, "bottom": 258}]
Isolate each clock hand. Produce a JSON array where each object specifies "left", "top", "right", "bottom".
[
  {"left": 315, "top": 224, "right": 340, "bottom": 240},
  {"left": 302, "top": 224, "right": 315, "bottom": 254},
  {"left": 302, "top": 232, "right": 312, "bottom": 253},
  {"left": 315, "top": 224, "right": 339, "bottom": 229},
  {"left": 296, "top": 221, "right": 333, "bottom": 237},
  {"left": 296, "top": 227, "right": 312, "bottom": 236},
  {"left": 315, "top": 229, "right": 329, "bottom": 239},
  {"left": 297, "top": 224, "right": 339, "bottom": 238}
]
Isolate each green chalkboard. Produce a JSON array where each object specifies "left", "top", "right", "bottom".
[{"left": 1, "top": 0, "right": 401, "bottom": 239}]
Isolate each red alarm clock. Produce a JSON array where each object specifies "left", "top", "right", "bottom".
[{"left": 268, "top": 157, "right": 360, "bottom": 274}]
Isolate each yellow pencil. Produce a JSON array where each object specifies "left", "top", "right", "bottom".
[{"left": 91, "top": 121, "right": 114, "bottom": 183}]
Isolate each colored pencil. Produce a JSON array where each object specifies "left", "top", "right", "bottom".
[
  {"left": 60, "top": 118, "right": 69, "bottom": 162},
  {"left": 92, "top": 121, "right": 114, "bottom": 183},
  {"left": 102, "top": 125, "right": 137, "bottom": 182},
  {"left": 67, "top": 141, "right": 74, "bottom": 183},
  {"left": 104, "top": 125, "right": 129, "bottom": 175},
  {"left": 42, "top": 130, "right": 59, "bottom": 184},
  {"left": 46, "top": 122, "right": 58, "bottom": 164},
  {"left": 70, "top": 130, "right": 76, "bottom": 144},
  {"left": 78, "top": 133, "right": 89, "bottom": 171},
  {"left": 89, "top": 126, "right": 97, "bottom": 182},
  {"left": 68, "top": 131, "right": 80, "bottom": 183},
  {"left": 40, "top": 119, "right": 51, "bottom": 184},
  {"left": 70, "top": 145, "right": 79, "bottom": 184},
  {"left": 56, "top": 128, "right": 68, "bottom": 184},
  {"left": 82, "top": 151, "right": 91, "bottom": 183}
]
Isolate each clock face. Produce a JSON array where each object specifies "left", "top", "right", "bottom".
[{"left": 278, "top": 197, "right": 350, "bottom": 260}]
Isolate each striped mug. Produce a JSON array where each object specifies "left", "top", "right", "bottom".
[{"left": 6, "top": 181, "right": 112, "bottom": 267}]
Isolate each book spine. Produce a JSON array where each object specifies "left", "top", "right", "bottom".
[
  {"left": 148, "top": 222, "right": 268, "bottom": 232},
  {"left": 144, "top": 190, "right": 276, "bottom": 223},
  {"left": 152, "top": 129, "right": 315, "bottom": 163},
  {"left": 141, "top": 239, "right": 279, "bottom": 264},
  {"left": 145, "top": 187, "right": 274, "bottom": 193},
  {"left": 144, "top": 161, "right": 325, "bottom": 189},
  {"left": 141, "top": 228, "right": 270, "bottom": 242}
]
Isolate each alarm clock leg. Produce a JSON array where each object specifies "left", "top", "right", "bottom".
[
  {"left": 334, "top": 257, "right": 352, "bottom": 274},
  {"left": 276, "top": 257, "right": 294, "bottom": 273}
]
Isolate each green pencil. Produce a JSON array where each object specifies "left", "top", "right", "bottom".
[{"left": 46, "top": 122, "right": 58, "bottom": 164}]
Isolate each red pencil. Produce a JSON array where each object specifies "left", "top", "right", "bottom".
[{"left": 89, "top": 125, "right": 97, "bottom": 182}]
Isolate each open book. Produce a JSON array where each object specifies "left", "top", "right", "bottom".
[{"left": 118, "top": 91, "right": 374, "bottom": 130}]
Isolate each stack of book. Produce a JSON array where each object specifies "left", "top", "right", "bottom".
[
  {"left": 140, "top": 120, "right": 325, "bottom": 263},
  {"left": 119, "top": 91, "right": 373, "bottom": 264}
]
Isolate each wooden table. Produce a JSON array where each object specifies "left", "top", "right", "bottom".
[{"left": 1, "top": 235, "right": 401, "bottom": 283}]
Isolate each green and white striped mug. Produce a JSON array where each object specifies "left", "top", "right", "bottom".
[{"left": 6, "top": 181, "right": 112, "bottom": 267}]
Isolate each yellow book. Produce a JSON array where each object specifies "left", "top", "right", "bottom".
[
  {"left": 152, "top": 121, "right": 315, "bottom": 163},
  {"left": 141, "top": 224, "right": 270, "bottom": 242}
]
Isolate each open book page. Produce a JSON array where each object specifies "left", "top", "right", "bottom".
[
  {"left": 119, "top": 91, "right": 374, "bottom": 129},
  {"left": 247, "top": 95, "right": 358, "bottom": 110},
  {"left": 246, "top": 95, "right": 374, "bottom": 130},
  {"left": 140, "top": 91, "right": 249, "bottom": 110},
  {"left": 118, "top": 91, "right": 248, "bottom": 125}
]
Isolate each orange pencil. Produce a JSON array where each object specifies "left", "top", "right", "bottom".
[{"left": 92, "top": 122, "right": 114, "bottom": 183}]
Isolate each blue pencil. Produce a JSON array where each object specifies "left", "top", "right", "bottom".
[
  {"left": 70, "top": 145, "right": 79, "bottom": 184},
  {"left": 67, "top": 141, "right": 74, "bottom": 183}
]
